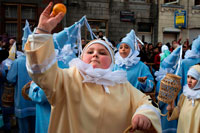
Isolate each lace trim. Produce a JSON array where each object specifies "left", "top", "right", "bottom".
[
  {"left": 26, "top": 52, "right": 57, "bottom": 74},
  {"left": 69, "top": 58, "right": 127, "bottom": 93},
  {"left": 115, "top": 51, "right": 140, "bottom": 69},
  {"left": 183, "top": 85, "right": 200, "bottom": 106}
]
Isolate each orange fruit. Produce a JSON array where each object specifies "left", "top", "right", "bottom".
[{"left": 52, "top": 3, "right": 67, "bottom": 16}]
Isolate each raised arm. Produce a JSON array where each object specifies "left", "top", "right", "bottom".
[
  {"left": 24, "top": 2, "right": 67, "bottom": 105},
  {"left": 35, "top": 2, "right": 65, "bottom": 34}
]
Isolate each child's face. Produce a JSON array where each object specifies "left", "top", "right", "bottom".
[
  {"left": 187, "top": 75, "right": 198, "bottom": 89},
  {"left": 119, "top": 43, "right": 131, "bottom": 58},
  {"left": 82, "top": 43, "right": 112, "bottom": 69}
]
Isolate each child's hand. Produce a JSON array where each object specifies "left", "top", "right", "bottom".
[
  {"left": 166, "top": 102, "right": 174, "bottom": 112},
  {"left": 138, "top": 76, "right": 147, "bottom": 83},
  {"left": 37, "top": 2, "right": 65, "bottom": 34},
  {"left": 130, "top": 114, "right": 152, "bottom": 132}
]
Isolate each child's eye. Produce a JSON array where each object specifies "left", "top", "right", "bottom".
[
  {"left": 99, "top": 51, "right": 107, "bottom": 55},
  {"left": 87, "top": 51, "right": 93, "bottom": 54}
]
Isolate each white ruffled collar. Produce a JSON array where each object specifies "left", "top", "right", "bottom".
[
  {"left": 69, "top": 58, "right": 127, "bottom": 94},
  {"left": 183, "top": 85, "right": 200, "bottom": 106},
  {"left": 115, "top": 51, "right": 140, "bottom": 69},
  {"left": 154, "top": 68, "right": 175, "bottom": 81}
]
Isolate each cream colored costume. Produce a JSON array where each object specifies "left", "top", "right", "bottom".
[
  {"left": 168, "top": 94, "right": 200, "bottom": 133},
  {"left": 25, "top": 34, "right": 161, "bottom": 133},
  {"left": 168, "top": 65, "right": 200, "bottom": 133}
]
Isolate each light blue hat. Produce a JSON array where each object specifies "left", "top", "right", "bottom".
[
  {"left": 118, "top": 29, "right": 137, "bottom": 51},
  {"left": 53, "top": 22, "right": 79, "bottom": 50},
  {"left": 160, "top": 46, "right": 181, "bottom": 69},
  {"left": 191, "top": 35, "right": 200, "bottom": 54},
  {"left": 22, "top": 20, "right": 32, "bottom": 50},
  {"left": 53, "top": 16, "right": 95, "bottom": 53}
]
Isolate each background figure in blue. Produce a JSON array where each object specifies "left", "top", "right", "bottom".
[
  {"left": 6, "top": 20, "right": 36, "bottom": 133},
  {"left": 178, "top": 35, "right": 200, "bottom": 92},
  {"left": 154, "top": 46, "right": 182, "bottom": 133},
  {"left": 114, "top": 29, "right": 154, "bottom": 92}
]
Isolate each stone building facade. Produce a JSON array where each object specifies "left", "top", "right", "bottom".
[
  {"left": 0, "top": 0, "right": 157, "bottom": 46},
  {"left": 65, "top": 0, "right": 157, "bottom": 45},
  {"left": 158, "top": 0, "right": 200, "bottom": 45},
  {"left": 1, "top": 0, "right": 199, "bottom": 47}
]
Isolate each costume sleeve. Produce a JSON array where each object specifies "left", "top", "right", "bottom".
[
  {"left": 24, "top": 34, "right": 69, "bottom": 105},
  {"left": 139, "top": 64, "right": 154, "bottom": 92},
  {"left": 28, "top": 81, "right": 48, "bottom": 104},
  {"left": 6, "top": 60, "right": 18, "bottom": 83},
  {"left": 167, "top": 94, "right": 185, "bottom": 121},
  {"left": 129, "top": 84, "right": 161, "bottom": 132}
]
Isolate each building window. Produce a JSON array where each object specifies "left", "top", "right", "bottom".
[
  {"left": 1, "top": 3, "right": 37, "bottom": 44},
  {"left": 138, "top": 22, "right": 152, "bottom": 33},
  {"left": 164, "top": 0, "right": 177, "bottom": 3},
  {"left": 195, "top": 0, "right": 200, "bottom": 5},
  {"left": 85, "top": 19, "right": 108, "bottom": 42}
]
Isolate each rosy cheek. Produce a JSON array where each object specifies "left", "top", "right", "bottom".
[
  {"left": 82, "top": 56, "right": 90, "bottom": 64},
  {"left": 101, "top": 57, "right": 111, "bottom": 69}
]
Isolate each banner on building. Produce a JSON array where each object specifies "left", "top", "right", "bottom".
[{"left": 174, "top": 10, "right": 187, "bottom": 29}]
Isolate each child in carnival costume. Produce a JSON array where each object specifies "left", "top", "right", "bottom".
[
  {"left": 27, "top": 15, "right": 94, "bottom": 133},
  {"left": 114, "top": 29, "right": 154, "bottom": 92},
  {"left": 167, "top": 64, "right": 200, "bottom": 133}
]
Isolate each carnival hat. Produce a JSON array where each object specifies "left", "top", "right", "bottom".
[{"left": 118, "top": 29, "right": 136, "bottom": 51}]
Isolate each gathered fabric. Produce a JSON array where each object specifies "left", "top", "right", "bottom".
[
  {"left": 69, "top": 58, "right": 127, "bottom": 93},
  {"left": 183, "top": 85, "right": 200, "bottom": 106},
  {"left": 115, "top": 50, "right": 140, "bottom": 69}
]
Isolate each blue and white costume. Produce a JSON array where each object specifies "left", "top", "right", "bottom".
[
  {"left": 114, "top": 29, "right": 154, "bottom": 92},
  {"left": 154, "top": 46, "right": 182, "bottom": 133}
]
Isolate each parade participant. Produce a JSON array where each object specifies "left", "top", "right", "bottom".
[
  {"left": 167, "top": 64, "right": 200, "bottom": 133},
  {"left": 6, "top": 47, "right": 36, "bottom": 133},
  {"left": 154, "top": 46, "right": 182, "bottom": 133},
  {"left": 114, "top": 29, "right": 154, "bottom": 92},
  {"left": 26, "top": 15, "right": 85, "bottom": 133},
  {"left": 24, "top": 2, "right": 161, "bottom": 132}
]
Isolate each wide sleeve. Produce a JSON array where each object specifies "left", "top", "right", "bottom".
[
  {"left": 129, "top": 84, "right": 161, "bottom": 132},
  {"left": 24, "top": 34, "right": 70, "bottom": 105},
  {"left": 6, "top": 60, "right": 18, "bottom": 84}
]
